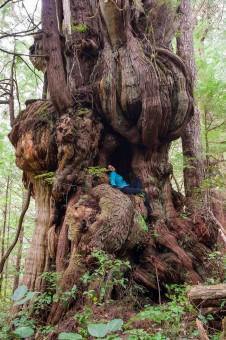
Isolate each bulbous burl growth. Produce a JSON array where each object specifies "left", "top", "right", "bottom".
[
  {"left": 65, "top": 0, "right": 193, "bottom": 148},
  {"left": 96, "top": 1, "right": 193, "bottom": 147}
]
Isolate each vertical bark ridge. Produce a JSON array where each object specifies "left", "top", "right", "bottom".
[{"left": 42, "top": 0, "right": 72, "bottom": 112}]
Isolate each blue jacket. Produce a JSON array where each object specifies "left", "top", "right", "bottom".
[{"left": 109, "top": 171, "right": 128, "bottom": 188}]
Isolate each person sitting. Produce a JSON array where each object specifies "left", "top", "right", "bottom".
[{"left": 107, "top": 165, "right": 153, "bottom": 213}]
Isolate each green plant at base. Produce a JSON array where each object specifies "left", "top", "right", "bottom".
[
  {"left": 205, "top": 251, "right": 226, "bottom": 283},
  {"left": 126, "top": 284, "right": 196, "bottom": 339},
  {"left": 124, "top": 329, "right": 166, "bottom": 340},
  {"left": 81, "top": 250, "right": 131, "bottom": 305},
  {"left": 59, "top": 318, "right": 123, "bottom": 339},
  {"left": 33, "top": 272, "right": 77, "bottom": 312},
  {"left": 0, "top": 272, "right": 77, "bottom": 338}
]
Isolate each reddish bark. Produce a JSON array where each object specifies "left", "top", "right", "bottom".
[
  {"left": 42, "top": 0, "right": 72, "bottom": 112},
  {"left": 177, "top": 0, "right": 204, "bottom": 208}
]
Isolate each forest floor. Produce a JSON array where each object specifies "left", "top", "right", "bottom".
[{"left": 55, "top": 285, "right": 224, "bottom": 340}]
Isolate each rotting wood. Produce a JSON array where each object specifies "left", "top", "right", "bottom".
[{"left": 221, "top": 317, "right": 226, "bottom": 340}]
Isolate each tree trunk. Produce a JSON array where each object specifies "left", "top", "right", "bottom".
[
  {"left": 0, "top": 175, "right": 10, "bottom": 295},
  {"left": 177, "top": 0, "right": 204, "bottom": 210},
  {"left": 9, "top": 0, "right": 222, "bottom": 327},
  {"left": 22, "top": 179, "right": 51, "bottom": 293},
  {"left": 12, "top": 190, "right": 26, "bottom": 292},
  {"left": 41, "top": 0, "right": 72, "bottom": 111},
  {"left": 4, "top": 183, "right": 11, "bottom": 298}
]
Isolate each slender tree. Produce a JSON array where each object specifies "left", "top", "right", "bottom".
[
  {"left": 12, "top": 190, "right": 26, "bottom": 292},
  {"left": 177, "top": 0, "right": 204, "bottom": 210},
  {"left": 0, "top": 175, "right": 10, "bottom": 295}
]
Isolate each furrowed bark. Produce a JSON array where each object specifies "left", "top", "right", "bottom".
[
  {"left": 177, "top": 0, "right": 204, "bottom": 209},
  {"left": 42, "top": 0, "right": 72, "bottom": 112}
]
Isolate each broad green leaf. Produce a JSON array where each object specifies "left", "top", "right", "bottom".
[
  {"left": 58, "top": 333, "right": 82, "bottom": 339},
  {"left": 13, "top": 326, "right": 34, "bottom": 338},
  {"left": 11, "top": 285, "right": 28, "bottom": 301},
  {"left": 87, "top": 323, "right": 108, "bottom": 337},
  {"left": 106, "top": 319, "right": 123, "bottom": 332},
  {"left": 14, "top": 292, "right": 37, "bottom": 306}
]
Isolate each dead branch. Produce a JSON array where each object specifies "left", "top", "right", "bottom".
[
  {"left": 196, "top": 318, "right": 210, "bottom": 340},
  {"left": 0, "top": 183, "right": 32, "bottom": 274},
  {"left": 0, "top": 26, "right": 41, "bottom": 40},
  {"left": 0, "top": 0, "right": 12, "bottom": 9},
  {"left": 0, "top": 47, "right": 45, "bottom": 58}
]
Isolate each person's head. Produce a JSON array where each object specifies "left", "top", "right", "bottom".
[{"left": 107, "top": 165, "right": 115, "bottom": 172}]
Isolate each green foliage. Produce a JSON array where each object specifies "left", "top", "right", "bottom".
[
  {"left": 0, "top": 273, "right": 76, "bottom": 338},
  {"left": 0, "top": 278, "right": 224, "bottom": 339},
  {"left": 13, "top": 326, "right": 34, "bottom": 338},
  {"left": 77, "top": 107, "right": 90, "bottom": 116},
  {"left": 11, "top": 285, "right": 28, "bottom": 301},
  {"left": 59, "top": 333, "right": 83, "bottom": 339},
  {"left": 124, "top": 329, "right": 165, "bottom": 340},
  {"left": 139, "top": 214, "right": 148, "bottom": 231},
  {"left": 14, "top": 292, "right": 37, "bottom": 306},
  {"left": 34, "top": 172, "right": 55, "bottom": 184},
  {"left": 59, "top": 319, "right": 123, "bottom": 339},
  {"left": 86, "top": 166, "right": 108, "bottom": 177},
  {"left": 126, "top": 284, "right": 195, "bottom": 339},
  {"left": 71, "top": 23, "right": 89, "bottom": 33},
  {"left": 195, "top": 11, "right": 226, "bottom": 165},
  {"left": 81, "top": 250, "right": 131, "bottom": 305},
  {"left": 204, "top": 250, "right": 226, "bottom": 284},
  {"left": 32, "top": 272, "right": 77, "bottom": 312},
  {"left": 88, "top": 319, "right": 123, "bottom": 337}
]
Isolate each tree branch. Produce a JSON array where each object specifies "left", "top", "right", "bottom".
[
  {"left": 0, "top": 183, "right": 32, "bottom": 274},
  {"left": 0, "top": 26, "right": 41, "bottom": 40},
  {"left": 0, "top": 0, "right": 12, "bottom": 9},
  {"left": 207, "top": 120, "right": 226, "bottom": 132},
  {"left": 0, "top": 47, "right": 45, "bottom": 58}
]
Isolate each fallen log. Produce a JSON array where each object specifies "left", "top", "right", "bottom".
[{"left": 188, "top": 284, "right": 226, "bottom": 308}]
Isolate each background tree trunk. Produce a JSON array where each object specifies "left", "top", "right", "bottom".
[
  {"left": 12, "top": 190, "right": 26, "bottom": 292},
  {"left": 41, "top": 0, "right": 72, "bottom": 111},
  {"left": 177, "top": 0, "right": 204, "bottom": 210},
  {"left": 0, "top": 175, "right": 10, "bottom": 296}
]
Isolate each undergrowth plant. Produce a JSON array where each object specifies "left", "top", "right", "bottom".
[
  {"left": 81, "top": 250, "right": 131, "bottom": 305},
  {"left": 125, "top": 284, "right": 198, "bottom": 339}
]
